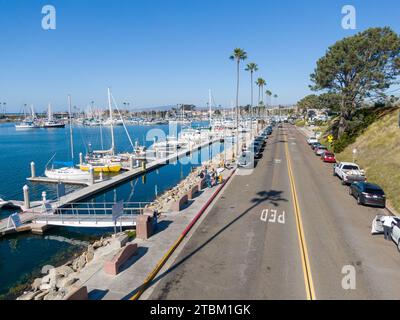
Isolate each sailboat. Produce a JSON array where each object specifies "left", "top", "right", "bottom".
[
  {"left": 42, "top": 103, "right": 65, "bottom": 128},
  {"left": 80, "top": 88, "right": 122, "bottom": 173},
  {"left": 45, "top": 95, "right": 91, "bottom": 181}
]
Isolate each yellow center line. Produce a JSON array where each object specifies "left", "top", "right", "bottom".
[{"left": 283, "top": 128, "right": 316, "bottom": 301}]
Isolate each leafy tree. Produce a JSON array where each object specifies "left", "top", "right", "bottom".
[{"left": 310, "top": 27, "right": 400, "bottom": 137}]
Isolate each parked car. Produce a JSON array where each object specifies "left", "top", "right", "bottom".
[
  {"left": 307, "top": 137, "right": 318, "bottom": 145},
  {"left": 333, "top": 162, "right": 366, "bottom": 185},
  {"left": 310, "top": 142, "right": 321, "bottom": 150},
  {"left": 372, "top": 215, "right": 400, "bottom": 251},
  {"left": 349, "top": 182, "right": 386, "bottom": 208},
  {"left": 315, "top": 146, "right": 328, "bottom": 156},
  {"left": 237, "top": 150, "right": 255, "bottom": 169},
  {"left": 321, "top": 152, "right": 336, "bottom": 163}
]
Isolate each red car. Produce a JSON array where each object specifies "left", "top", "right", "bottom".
[{"left": 321, "top": 152, "right": 336, "bottom": 163}]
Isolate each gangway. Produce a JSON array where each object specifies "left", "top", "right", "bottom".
[{"left": 33, "top": 202, "right": 151, "bottom": 228}]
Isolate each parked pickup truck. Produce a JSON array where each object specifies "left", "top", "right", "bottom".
[{"left": 333, "top": 162, "right": 366, "bottom": 185}]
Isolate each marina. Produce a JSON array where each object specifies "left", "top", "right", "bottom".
[{"left": 0, "top": 118, "right": 240, "bottom": 298}]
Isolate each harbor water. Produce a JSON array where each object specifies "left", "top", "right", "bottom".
[{"left": 0, "top": 121, "right": 225, "bottom": 299}]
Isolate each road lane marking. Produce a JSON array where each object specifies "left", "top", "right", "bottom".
[{"left": 284, "top": 132, "right": 317, "bottom": 300}]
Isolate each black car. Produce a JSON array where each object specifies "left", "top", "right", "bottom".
[{"left": 349, "top": 182, "right": 386, "bottom": 208}]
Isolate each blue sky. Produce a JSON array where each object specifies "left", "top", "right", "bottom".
[{"left": 1, "top": 0, "right": 400, "bottom": 112}]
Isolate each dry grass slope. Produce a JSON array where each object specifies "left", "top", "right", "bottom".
[{"left": 337, "top": 109, "right": 400, "bottom": 212}]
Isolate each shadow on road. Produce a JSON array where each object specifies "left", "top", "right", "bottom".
[{"left": 123, "top": 189, "right": 287, "bottom": 300}]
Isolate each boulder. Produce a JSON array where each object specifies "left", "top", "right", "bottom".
[
  {"left": 32, "top": 278, "right": 42, "bottom": 291},
  {"left": 57, "top": 275, "right": 78, "bottom": 289},
  {"left": 39, "top": 283, "right": 52, "bottom": 291},
  {"left": 56, "top": 265, "right": 74, "bottom": 278},
  {"left": 77, "top": 253, "right": 87, "bottom": 270},
  {"left": 93, "top": 240, "right": 103, "bottom": 249},
  {"left": 86, "top": 246, "right": 95, "bottom": 263},
  {"left": 34, "top": 290, "right": 49, "bottom": 301},
  {"left": 43, "top": 290, "right": 66, "bottom": 300},
  {"left": 17, "top": 291, "right": 40, "bottom": 301}
]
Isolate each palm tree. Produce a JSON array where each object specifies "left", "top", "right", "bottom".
[
  {"left": 265, "top": 90, "right": 272, "bottom": 118},
  {"left": 245, "top": 62, "right": 258, "bottom": 138},
  {"left": 256, "top": 78, "right": 266, "bottom": 117},
  {"left": 230, "top": 48, "right": 247, "bottom": 157}
]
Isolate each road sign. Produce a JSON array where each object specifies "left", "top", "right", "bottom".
[
  {"left": 7, "top": 213, "right": 22, "bottom": 230},
  {"left": 112, "top": 201, "right": 124, "bottom": 222},
  {"left": 327, "top": 135, "right": 334, "bottom": 143}
]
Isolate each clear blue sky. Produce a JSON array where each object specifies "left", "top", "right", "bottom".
[{"left": 1, "top": 0, "right": 400, "bottom": 112}]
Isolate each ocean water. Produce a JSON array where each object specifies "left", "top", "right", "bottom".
[{"left": 0, "top": 121, "right": 224, "bottom": 299}]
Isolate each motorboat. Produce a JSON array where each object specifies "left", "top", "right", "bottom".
[
  {"left": 42, "top": 120, "right": 65, "bottom": 128},
  {"left": 15, "top": 120, "right": 40, "bottom": 129},
  {"left": 42, "top": 104, "right": 65, "bottom": 128}
]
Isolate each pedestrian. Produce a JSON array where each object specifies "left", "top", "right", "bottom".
[
  {"left": 205, "top": 172, "right": 211, "bottom": 188},
  {"left": 382, "top": 216, "right": 395, "bottom": 241}
]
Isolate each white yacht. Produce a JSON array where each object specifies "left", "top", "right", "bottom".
[{"left": 15, "top": 120, "right": 40, "bottom": 129}]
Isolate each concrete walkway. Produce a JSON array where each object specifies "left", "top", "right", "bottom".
[{"left": 75, "top": 168, "right": 234, "bottom": 300}]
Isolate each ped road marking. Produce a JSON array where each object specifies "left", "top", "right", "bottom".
[{"left": 284, "top": 131, "right": 317, "bottom": 300}]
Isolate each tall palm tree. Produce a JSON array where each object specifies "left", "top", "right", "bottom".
[
  {"left": 230, "top": 48, "right": 247, "bottom": 157},
  {"left": 256, "top": 78, "right": 266, "bottom": 117},
  {"left": 265, "top": 90, "right": 272, "bottom": 118},
  {"left": 245, "top": 62, "right": 258, "bottom": 138}
]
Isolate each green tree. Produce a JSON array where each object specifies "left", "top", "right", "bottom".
[
  {"left": 245, "top": 62, "right": 258, "bottom": 136},
  {"left": 256, "top": 78, "right": 266, "bottom": 106},
  {"left": 230, "top": 48, "right": 247, "bottom": 156},
  {"left": 310, "top": 27, "right": 400, "bottom": 137}
]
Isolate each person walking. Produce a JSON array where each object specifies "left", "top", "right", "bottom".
[{"left": 382, "top": 216, "right": 396, "bottom": 241}]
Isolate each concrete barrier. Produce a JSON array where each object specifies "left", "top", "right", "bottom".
[
  {"left": 198, "top": 178, "right": 207, "bottom": 191},
  {"left": 171, "top": 194, "right": 189, "bottom": 212},
  {"left": 188, "top": 185, "right": 199, "bottom": 200},
  {"left": 63, "top": 285, "right": 88, "bottom": 300},
  {"left": 136, "top": 215, "right": 154, "bottom": 240},
  {"left": 104, "top": 243, "right": 138, "bottom": 276}
]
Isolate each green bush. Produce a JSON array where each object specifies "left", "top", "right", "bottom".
[{"left": 333, "top": 107, "right": 383, "bottom": 153}]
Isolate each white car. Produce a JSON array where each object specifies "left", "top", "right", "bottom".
[
  {"left": 307, "top": 137, "right": 318, "bottom": 145},
  {"left": 237, "top": 151, "right": 255, "bottom": 169},
  {"left": 372, "top": 215, "right": 400, "bottom": 251},
  {"left": 333, "top": 162, "right": 366, "bottom": 185}
]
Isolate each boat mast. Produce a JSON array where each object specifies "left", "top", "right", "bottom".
[
  {"left": 208, "top": 89, "right": 212, "bottom": 128},
  {"left": 68, "top": 95, "right": 74, "bottom": 162},
  {"left": 108, "top": 87, "right": 115, "bottom": 155},
  {"left": 48, "top": 103, "right": 53, "bottom": 122}
]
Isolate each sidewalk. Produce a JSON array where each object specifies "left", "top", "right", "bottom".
[{"left": 75, "top": 168, "right": 235, "bottom": 300}]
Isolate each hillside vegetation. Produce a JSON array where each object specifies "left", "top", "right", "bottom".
[{"left": 336, "top": 108, "right": 400, "bottom": 212}]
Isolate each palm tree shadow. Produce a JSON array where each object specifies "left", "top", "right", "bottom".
[{"left": 122, "top": 189, "right": 287, "bottom": 300}]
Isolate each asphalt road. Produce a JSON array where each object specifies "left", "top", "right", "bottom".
[{"left": 148, "top": 124, "right": 400, "bottom": 300}]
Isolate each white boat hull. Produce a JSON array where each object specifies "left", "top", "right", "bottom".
[{"left": 45, "top": 168, "right": 91, "bottom": 181}]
